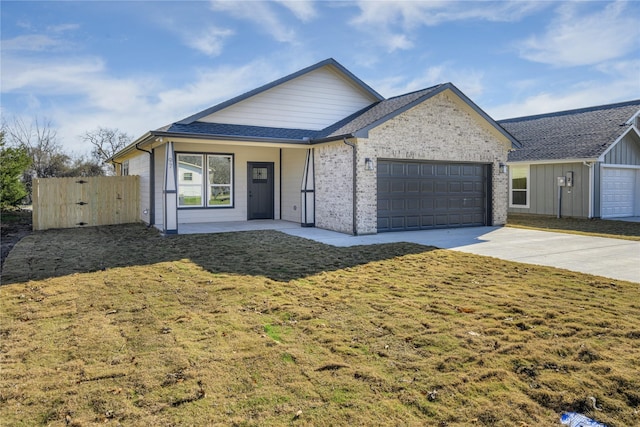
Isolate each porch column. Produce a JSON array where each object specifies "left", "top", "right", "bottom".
[
  {"left": 163, "top": 141, "right": 178, "bottom": 234},
  {"left": 301, "top": 149, "right": 315, "bottom": 227}
]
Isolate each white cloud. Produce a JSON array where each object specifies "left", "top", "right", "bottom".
[
  {"left": 1, "top": 50, "right": 285, "bottom": 153},
  {"left": 2, "top": 34, "right": 71, "bottom": 52},
  {"left": 372, "top": 63, "right": 485, "bottom": 99},
  {"left": 184, "top": 26, "right": 234, "bottom": 56},
  {"left": 210, "top": 0, "right": 296, "bottom": 43},
  {"left": 47, "top": 23, "right": 80, "bottom": 33},
  {"left": 514, "top": 1, "right": 640, "bottom": 67},
  {"left": 275, "top": 0, "right": 317, "bottom": 21},
  {"left": 488, "top": 60, "right": 640, "bottom": 119},
  {"left": 350, "top": 1, "right": 546, "bottom": 52}
]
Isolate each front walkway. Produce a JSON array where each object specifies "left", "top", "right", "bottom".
[{"left": 179, "top": 221, "right": 640, "bottom": 283}]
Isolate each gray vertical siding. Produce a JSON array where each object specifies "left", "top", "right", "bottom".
[
  {"left": 604, "top": 131, "right": 640, "bottom": 165},
  {"left": 508, "top": 162, "right": 590, "bottom": 217}
]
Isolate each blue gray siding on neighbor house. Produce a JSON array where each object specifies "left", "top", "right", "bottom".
[
  {"left": 604, "top": 131, "right": 640, "bottom": 165},
  {"left": 509, "top": 163, "right": 591, "bottom": 218}
]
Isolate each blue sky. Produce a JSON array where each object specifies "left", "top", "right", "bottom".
[{"left": 2, "top": 0, "right": 639, "bottom": 154}]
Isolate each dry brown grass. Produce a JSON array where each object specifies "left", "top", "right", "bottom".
[
  {"left": 1, "top": 224, "right": 639, "bottom": 426},
  {"left": 508, "top": 214, "right": 640, "bottom": 241}
]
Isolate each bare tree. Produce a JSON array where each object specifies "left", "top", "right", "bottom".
[
  {"left": 82, "top": 127, "right": 131, "bottom": 175},
  {"left": 4, "top": 117, "right": 63, "bottom": 179}
]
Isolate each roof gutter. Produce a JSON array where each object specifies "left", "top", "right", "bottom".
[
  {"left": 343, "top": 137, "right": 358, "bottom": 235},
  {"left": 506, "top": 157, "right": 598, "bottom": 166},
  {"left": 151, "top": 130, "right": 311, "bottom": 146}
]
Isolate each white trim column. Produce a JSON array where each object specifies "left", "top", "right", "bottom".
[
  {"left": 300, "top": 149, "right": 315, "bottom": 227},
  {"left": 163, "top": 141, "right": 178, "bottom": 234}
]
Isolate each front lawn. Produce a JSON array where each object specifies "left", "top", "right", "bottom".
[
  {"left": 1, "top": 224, "right": 638, "bottom": 426},
  {"left": 508, "top": 214, "right": 640, "bottom": 241}
]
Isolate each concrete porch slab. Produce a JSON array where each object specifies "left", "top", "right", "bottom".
[{"left": 178, "top": 220, "right": 301, "bottom": 234}]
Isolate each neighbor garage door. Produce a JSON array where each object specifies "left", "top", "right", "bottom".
[
  {"left": 377, "top": 160, "right": 488, "bottom": 232},
  {"left": 601, "top": 167, "right": 637, "bottom": 218}
]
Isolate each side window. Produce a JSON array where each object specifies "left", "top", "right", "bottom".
[
  {"left": 122, "top": 160, "right": 129, "bottom": 176},
  {"left": 510, "top": 165, "right": 529, "bottom": 207},
  {"left": 177, "top": 154, "right": 203, "bottom": 207},
  {"left": 208, "top": 155, "right": 233, "bottom": 207}
]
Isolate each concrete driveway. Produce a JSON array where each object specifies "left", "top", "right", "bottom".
[{"left": 284, "top": 226, "right": 640, "bottom": 283}]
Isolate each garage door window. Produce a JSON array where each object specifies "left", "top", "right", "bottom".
[{"left": 510, "top": 165, "right": 529, "bottom": 208}]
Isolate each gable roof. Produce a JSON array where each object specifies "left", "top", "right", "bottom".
[
  {"left": 158, "top": 82, "right": 518, "bottom": 146},
  {"left": 500, "top": 100, "right": 640, "bottom": 162},
  {"left": 318, "top": 82, "right": 518, "bottom": 145},
  {"left": 110, "top": 60, "right": 517, "bottom": 161},
  {"left": 177, "top": 58, "right": 384, "bottom": 125}
]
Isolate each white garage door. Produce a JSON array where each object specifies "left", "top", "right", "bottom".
[{"left": 601, "top": 168, "right": 637, "bottom": 218}]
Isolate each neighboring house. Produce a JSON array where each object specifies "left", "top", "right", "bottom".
[
  {"left": 109, "top": 58, "right": 517, "bottom": 235},
  {"left": 500, "top": 100, "right": 640, "bottom": 219}
]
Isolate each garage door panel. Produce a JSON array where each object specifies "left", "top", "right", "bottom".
[
  {"left": 391, "top": 216, "right": 406, "bottom": 229},
  {"left": 390, "top": 181, "right": 405, "bottom": 193},
  {"left": 421, "top": 181, "right": 434, "bottom": 192},
  {"left": 421, "top": 164, "right": 435, "bottom": 176},
  {"left": 421, "top": 215, "right": 434, "bottom": 227},
  {"left": 391, "top": 163, "right": 405, "bottom": 175},
  {"left": 377, "top": 162, "right": 390, "bottom": 176},
  {"left": 378, "top": 160, "right": 487, "bottom": 232},
  {"left": 463, "top": 165, "right": 476, "bottom": 176},
  {"left": 407, "top": 164, "right": 420, "bottom": 176},
  {"left": 391, "top": 199, "right": 405, "bottom": 210},
  {"left": 406, "top": 181, "right": 420, "bottom": 192}
]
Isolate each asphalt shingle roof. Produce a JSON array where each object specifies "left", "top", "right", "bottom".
[
  {"left": 321, "top": 85, "right": 444, "bottom": 138},
  {"left": 160, "top": 85, "right": 446, "bottom": 143},
  {"left": 500, "top": 100, "right": 640, "bottom": 162},
  {"left": 166, "top": 122, "right": 319, "bottom": 140}
]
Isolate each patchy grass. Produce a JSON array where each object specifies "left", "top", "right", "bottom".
[
  {"left": 508, "top": 214, "right": 640, "bottom": 241},
  {"left": 1, "top": 209, "right": 32, "bottom": 271},
  {"left": 1, "top": 224, "right": 639, "bottom": 426}
]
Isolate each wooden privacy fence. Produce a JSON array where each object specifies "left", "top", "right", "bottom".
[{"left": 32, "top": 176, "right": 140, "bottom": 231}]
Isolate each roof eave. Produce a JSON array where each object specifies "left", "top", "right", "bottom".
[
  {"left": 309, "top": 133, "right": 356, "bottom": 144},
  {"left": 152, "top": 130, "right": 311, "bottom": 146},
  {"left": 108, "top": 131, "right": 155, "bottom": 162},
  {"left": 507, "top": 157, "right": 599, "bottom": 165},
  {"left": 597, "top": 125, "right": 640, "bottom": 161},
  {"left": 348, "top": 83, "right": 522, "bottom": 148}
]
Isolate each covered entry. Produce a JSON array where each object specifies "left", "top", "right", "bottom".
[{"left": 377, "top": 160, "right": 489, "bottom": 232}]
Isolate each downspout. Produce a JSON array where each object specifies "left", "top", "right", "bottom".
[
  {"left": 343, "top": 137, "right": 358, "bottom": 235},
  {"left": 136, "top": 142, "right": 154, "bottom": 227},
  {"left": 584, "top": 161, "right": 594, "bottom": 219}
]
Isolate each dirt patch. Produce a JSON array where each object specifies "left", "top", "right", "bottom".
[
  {"left": 1, "top": 209, "right": 32, "bottom": 274},
  {"left": 508, "top": 213, "right": 640, "bottom": 241},
  {"left": 1, "top": 223, "right": 638, "bottom": 426}
]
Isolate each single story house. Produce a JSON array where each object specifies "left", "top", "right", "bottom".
[
  {"left": 499, "top": 100, "right": 640, "bottom": 219},
  {"left": 110, "top": 58, "right": 518, "bottom": 235}
]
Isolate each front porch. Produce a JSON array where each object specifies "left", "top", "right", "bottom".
[{"left": 177, "top": 220, "right": 303, "bottom": 234}]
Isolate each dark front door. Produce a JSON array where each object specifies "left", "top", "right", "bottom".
[{"left": 247, "top": 162, "right": 274, "bottom": 220}]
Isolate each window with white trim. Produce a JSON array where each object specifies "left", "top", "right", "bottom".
[
  {"left": 177, "top": 153, "right": 233, "bottom": 208},
  {"left": 509, "top": 165, "right": 529, "bottom": 207},
  {"left": 122, "top": 160, "right": 129, "bottom": 176}
]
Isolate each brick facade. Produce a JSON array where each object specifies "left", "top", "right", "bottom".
[
  {"left": 315, "top": 90, "right": 511, "bottom": 235},
  {"left": 314, "top": 141, "right": 354, "bottom": 234}
]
